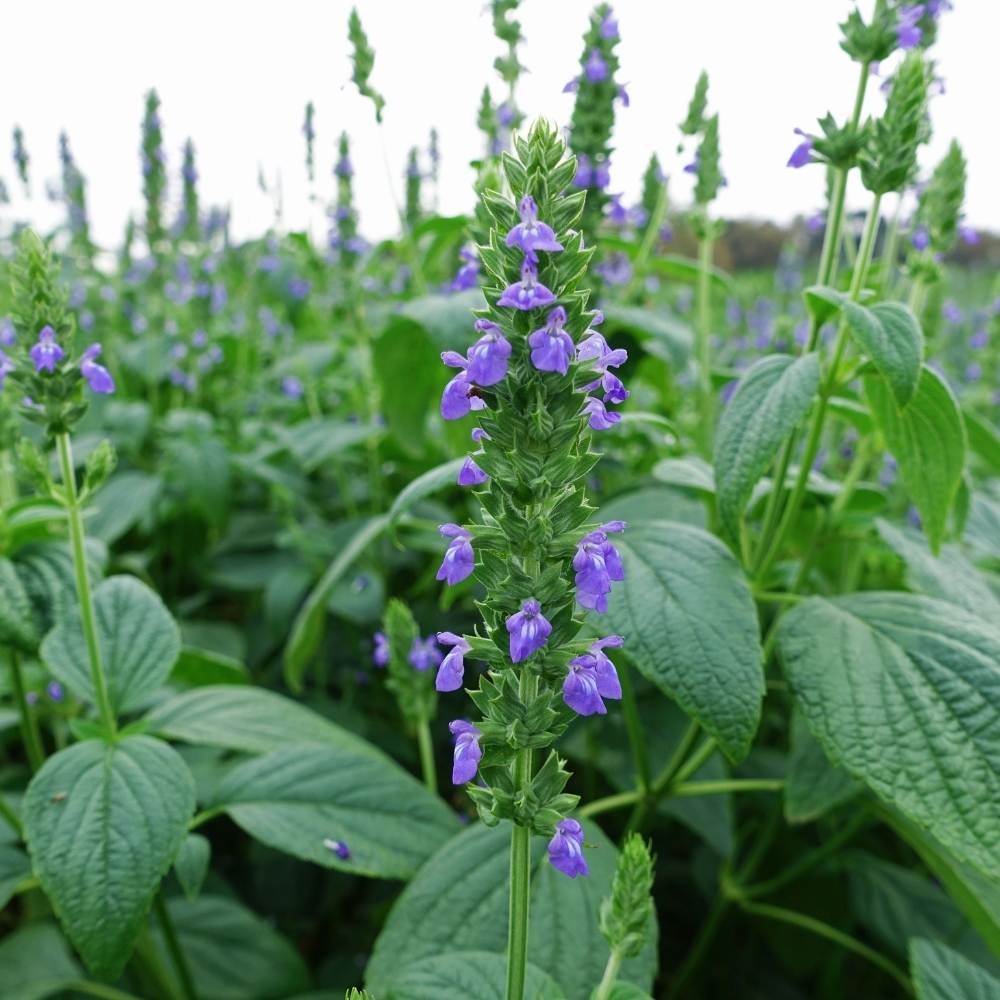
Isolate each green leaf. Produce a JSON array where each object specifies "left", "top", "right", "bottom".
[
  {"left": 0, "top": 923, "right": 82, "bottom": 1000},
  {"left": 145, "top": 684, "right": 374, "bottom": 756},
  {"left": 280, "top": 419, "right": 378, "bottom": 472},
  {"left": 381, "top": 951, "right": 565, "bottom": 1000},
  {"left": 784, "top": 710, "right": 859, "bottom": 824},
  {"left": 388, "top": 458, "right": 464, "bottom": 532},
  {"left": 803, "top": 284, "right": 845, "bottom": 326},
  {"left": 174, "top": 833, "right": 211, "bottom": 901},
  {"left": 846, "top": 851, "right": 999, "bottom": 972},
  {"left": 396, "top": 290, "right": 485, "bottom": 352},
  {"left": 366, "top": 821, "right": 658, "bottom": 999},
  {"left": 41, "top": 575, "right": 181, "bottom": 714},
  {"left": 15, "top": 540, "right": 105, "bottom": 633},
  {"left": 604, "top": 520, "right": 764, "bottom": 762},
  {"left": 778, "top": 592, "right": 1000, "bottom": 878},
  {"left": 963, "top": 407, "right": 1000, "bottom": 477},
  {"left": 713, "top": 353, "right": 820, "bottom": 540},
  {"left": 283, "top": 515, "right": 388, "bottom": 692},
  {"left": 150, "top": 895, "right": 310, "bottom": 1000},
  {"left": 865, "top": 365, "right": 965, "bottom": 552},
  {"left": 0, "top": 843, "right": 31, "bottom": 909},
  {"left": 876, "top": 518, "right": 1000, "bottom": 618},
  {"left": 23, "top": 735, "right": 195, "bottom": 978},
  {"left": 210, "top": 742, "right": 460, "bottom": 879},
  {"left": 843, "top": 301, "right": 923, "bottom": 408},
  {"left": 169, "top": 645, "right": 250, "bottom": 687},
  {"left": 602, "top": 304, "right": 692, "bottom": 368},
  {"left": 85, "top": 470, "right": 161, "bottom": 544},
  {"left": 910, "top": 939, "right": 1000, "bottom": 1000},
  {"left": 0, "top": 556, "right": 39, "bottom": 652},
  {"left": 647, "top": 253, "right": 735, "bottom": 295},
  {"left": 651, "top": 456, "right": 715, "bottom": 494}
]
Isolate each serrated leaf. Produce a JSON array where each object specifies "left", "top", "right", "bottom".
[
  {"left": 843, "top": 301, "right": 923, "bottom": 407},
  {"left": 604, "top": 520, "right": 764, "bottom": 762},
  {"left": 784, "top": 710, "right": 859, "bottom": 824},
  {"left": 145, "top": 684, "right": 374, "bottom": 756},
  {"left": 174, "top": 833, "right": 211, "bottom": 901},
  {"left": 778, "top": 592, "right": 1000, "bottom": 879},
  {"left": 150, "top": 895, "right": 310, "bottom": 999},
  {"left": 713, "top": 353, "right": 820, "bottom": 540},
  {"left": 0, "top": 556, "right": 39, "bottom": 651},
  {"left": 366, "top": 821, "right": 658, "bottom": 999},
  {"left": 382, "top": 951, "right": 565, "bottom": 1000},
  {"left": 41, "top": 575, "right": 180, "bottom": 714},
  {"left": 210, "top": 742, "right": 460, "bottom": 879},
  {"left": 865, "top": 365, "right": 965, "bottom": 552},
  {"left": 910, "top": 939, "right": 1000, "bottom": 1000},
  {"left": 23, "top": 735, "right": 195, "bottom": 978}
]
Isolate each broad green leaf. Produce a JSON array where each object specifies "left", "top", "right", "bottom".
[
  {"left": 283, "top": 514, "right": 388, "bottom": 691},
  {"left": 865, "top": 365, "right": 965, "bottom": 552},
  {"left": 803, "top": 284, "right": 844, "bottom": 326},
  {"left": 280, "top": 419, "right": 378, "bottom": 472},
  {"left": 602, "top": 304, "right": 692, "bottom": 368},
  {"left": 2, "top": 497, "right": 65, "bottom": 551},
  {"left": 0, "top": 923, "right": 81, "bottom": 1000},
  {"left": 41, "top": 575, "right": 181, "bottom": 714},
  {"left": 85, "top": 470, "right": 160, "bottom": 544},
  {"left": 651, "top": 455, "right": 715, "bottom": 494},
  {"left": 599, "top": 486, "right": 707, "bottom": 531},
  {"left": 388, "top": 457, "right": 464, "bottom": 531},
  {"left": 964, "top": 407, "right": 1000, "bottom": 476},
  {"left": 877, "top": 518, "right": 1000, "bottom": 618},
  {"left": 0, "top": 556, "right": 38, "bottom": 652},
  {"left": 604, "top": 520, "right": 764, "bottom": 762},
  {"left": 778, "top": 592, "right": 1000, "bottom": 878},
  {"left": 23, "top": 736, "right": 195, "bottom": 978},
  {"left": 210, "top": 742, "right": 460, "bottom": 879},
  {"left": 966, "top": 494, "right": 1000, "bottom": 562},
  {"left": 0, "top": 843, "right": 31, "bottom": 909},
  {"left": 375, "top": 318, "right": 442, "bottom": 455},
  {"left": 382, "top": 951, "right": 565, "bottom": 1000},
  {"left": 843, "top": 301, "right": 923, "bottom": 408},
  {"left": 647, "top": 252, "right": 735, "bottom": 295},
  {"left": 145, "top": 685, "right": 374, "bottom": 756},
  {"left": 713, "top": 353, "right": 820, "bottom": 541},
  {"left": 150, "top": 895, "right": 310, "bottom": 1000},
  {"left": 910, "top": 939, "right": 1000, "bottom": 1000},
  {"left": 366, "top": 821, "right": 658, "bottom": 999},
  {"left": 784, "top": 710, "right": 859, "bottom": 824},
  {"left": 15, "top": 540, "right": 104, "bottom": 634},
  {"left": 396, "top": 290, "right": 485, "bottom": 353},
  {"left": 846, "top": 851, "right": 998, "bottom": 972},
  {"left": 169, "top": 645, "right": 250, "bottom": 687},
  {"left": 174, "top": 833, "right": 211, "bottom": 901}
]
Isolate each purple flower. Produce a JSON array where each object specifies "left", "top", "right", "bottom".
[
  {"left": 563, "top": 77, "right": 580, "bottom": 94},
  {"left": 965, "top": 362, "right": 982, "bottom": 383},
  {"left": 505, "top": 196, "right": 564, "bottom": 255},
  {"left": 435, "top": 632, "right": 471, "bottom": 691},
  {"left": 573, "top": 154, "right": 592, "bottom": 188},
  {"left": 450, "top": 247, "right": 481, "bottom": 291},
  {"left": 548, "top": 818, "right": 588, "bottom": 878},
  {"left": 506, "top": 598, "right": 552, "bottom": 662},
  {"left": 79, "top": 344, "right": 115, "bottom": 394},
  {"left": 562, "top": 636, "right": 625, "bottom": 717},
  {"left": 47, "top": 680, "right": 65, "bottom": 702},
  {"left": 440, "top": 352, "right": 487, "bottom": 420},
  {"left": 970, "top": 329, "right": 989, "bottom": 349},
  {"left": 617, "top": 84, "right": 630, "bottom": 107},
  {"left": 449, "top": 720, "right": 482, "bottom": 784},
  {"left": 595, "top": 253, "right": 633, "bottom": 286},
  {"left": 911, "top": 226, "right": 930, "bottom": 250},
  {"left": 458, "top": 455, "right": 489, "bottom": 487},
  {"left": 373, "top": 631, "right": 389, "bottom": 668},
  {"left": 599, "top": 12, "right": 619, "bottom": 39},
  {"left": 0, "top": 350, "right": 13, "bottom": 388},
  {"left": 529, "top": 306, "right": 575, "bottom": 375},
  {"left": 582, "top": 395, "right": 622, "bottom": 431},
  {"left": 942, "top": 301, "right": 962, "bottom": 324},
  {"left": 959, "top": 224, "right": 980, "bottom": 246},
  {"left": 467, "top": 319, "right": 512, "bottom": 385},
  {"left": 409, "top": 635, "right": 442, "bottom": 672},
  {"left": 593, "top": 160, "right": 611, "bottom": 190},
  {"left": 787, "top": 129, "right": 814, "bottom": 169},
  {"left": 574, "top": 523, "right": 626, "bottom": 613},
  {"left": 30, "top": 325, "right": 64, "bottom": 373},
  {"left": 334, "top": 155, "right": 353, "bottom": 178},
  {"left": 497, "top": 259, "right": 557, "bottom": 312},
  {"left": 585, "top": 48, "right": 608, "bottom": 83},
  {"left": 0, "top": 317, "right": 15, "bottom": 347},
  {"left": 323, "top": 838, "right": 351, "bottom": 860},
  {"left": 436, "top": 523, "right": 474, "bottom": 585},
  {"left": 282, "top": 375, "right": 304, "bottom": 400},
  {"left": 897, "top": 4, "right": 924, "bottom": 48},
  {"left": 607, "top": 193, "right": 629, "bottom": 225}
]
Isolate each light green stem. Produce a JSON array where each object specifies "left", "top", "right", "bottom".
[
  {"left": 0, "top": 448, "right": 16, "bottom": 508},
  {"left": 416, "top": 718, "right": 437, "bottom": 794},
  {"left": 669, "top": 737, "right": 718, "bottom": 787},
  {"left": 594, "top": 948, "right": 624, "bottom": 1000},
  {"left": 626, "top": 180, "right": 669, "bottom": 299},
  {"left": 672, "top": 779, "right": 783, "bottom": 798},
  {"left": 10, "top": 650, "right": 45, "bottom": 771},
  {"left": 56, "top": 433, "right": 117, "bottom": 738}
]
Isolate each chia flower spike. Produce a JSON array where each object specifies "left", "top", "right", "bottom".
[
  {"left": 528, "top": 306, "right": 575, "bottom": 375},
  {"left": 30, "top": 326, "right": 65, "bottom": 373},
  {"left": 505, "top": 195, "right": 564, "bottom": 255},
  {"left": 466, "top": 319, "right": 512, "bottom": 386},
  {"left": 506, "top": 598, "right": 553, "bottom": 662},
  {"left": 496, "top": 259, "right": 557, "bottom": 311}
]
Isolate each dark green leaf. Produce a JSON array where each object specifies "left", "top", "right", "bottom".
[{"left": 910, "top": 939, "right": 1000, "bottom": 1000}]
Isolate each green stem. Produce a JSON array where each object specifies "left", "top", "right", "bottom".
[
  {"left": 60, "top": 982, "right": 147, "bottom": 1000},
  {"left": 618, "top": 661, "right": 650, "bottom": 793},
  {"left": 739, "top": 900, "right": 914, "bottom": 994},
  {"left": 56, "top": 433, "right": 116, "bottom": 739},
  {"left": 625, "top": 717, "right": 699, "bottom": 833},
  {"left": 672, "top": 779, "right": 783, "bottom": 798},
  {"left": 416, "top": 718, "right": 437, "bottom": 794},
  {"left": 154, "top": 894, "right": 197, "bottom": 1000},
  {"left": 594, "top": 948, "right": 624, "bottom": 1000},
  {"left": 0, "top": 793, "right": 23, "bottom": 838},
  {"left": 188, "top": 806, "right": 224, "bottom": 830},
  {"left": 9, "top": 651, "right": 45, "bottom": 771},
  {"left": 879, "top": 194, "right": 903, "bottom": 292},
  {"left": 626, "top": 180, "right": 669, "bottom": 299},
  {"left": 0, "top": 448, "right": 16, "bottom": 508},
  {"left": 667, "top": 896, "right": 730, "bottom": 999},
  {"left": 695, "top": 233, "right": 716, "bottom": 456},
  {"left": 578, "top": 789, "right": 642, "bottom": 819},
  {"left": 505, "top": 673, "right": 536, "bottom": 1000},
  {"left": 668, "top": 737, "right": 717, "bottom": 788}
]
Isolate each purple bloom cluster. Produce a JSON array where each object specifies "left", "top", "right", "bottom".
[
  {"left": 408, "top": 635, "right": 442, "bottom": 672},
  {"left": 897, "top": 4, "right": 925, "bottom": 49},
  {"left": 563, "top": 635, "right": 623, "bottom": 716},
  {"left": 548, "top": 818, "right": 588, "bottom": 878},
  {"left": 576, "top": 318, "right": 629, "bottom": 430},
  {"left": 450, "top": 246, "right": 480, "bottom": 292},
  {"left": 574, "top": 521, "right": 626, "bottom": 612},
  {"left": 449, "top": 720, "right": 482, "bottom": 784},
  {"left": 435, "top": 632, "right": 471, "bottom": 692},
  {"left": 786, "top": 128, "right": 814, "bottom": 169},
  {"left": 0, "top": 349, "right": 13, "bottom": 388},
  {"left": 436, "top": 523, "right": 474, "bottom": 585},
  {"left": 506, "top": 598, "right": 553, "bottom": 662},
  {"left": 80, "top": 344, "right": 115, "bottom": 394},
  {"left": 372, "top": 631, "right": 389, "bottom": 667},
  {"left": 571, "top": 153, "right": 611, "bottom": 191},
  {"left": 30, "top": 325, "right": 64, "bottom": 372}
]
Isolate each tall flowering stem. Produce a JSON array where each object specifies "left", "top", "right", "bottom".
[
  {"left": 141, "top": 89, "right": 167, "bottom": 254},
  {"left": 179, "top": 138, "right": 200, "bottom": 242},
  {"left": 431, "top": 121, "right": 630, "bottom": 1000}
]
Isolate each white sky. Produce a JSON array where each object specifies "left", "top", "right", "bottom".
[{"left": 1, "top": 1, "right": 995, "bottom": 247}]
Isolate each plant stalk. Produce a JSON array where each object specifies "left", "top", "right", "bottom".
[
  {"left": 153, "top": 894, "right": 198, "bottom": 1000},
  {"left": 416, "top": 718, "right": 437, "bottom": 794},
  {"left": 9, "top": 651, "right": 45, "bottom": 771}
]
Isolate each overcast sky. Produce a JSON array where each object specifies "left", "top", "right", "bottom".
[{"left": 1, "top": 1, "right": 995, "bottom": 247}]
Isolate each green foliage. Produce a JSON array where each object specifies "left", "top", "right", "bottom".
[
  {"left": 348, "top": 8, "right": 386, "bottom": 122},
  {"left": 382, "top": 598, "right": 436, "bottom": 728},
  {"left": 600, "top": 834, "right": 655, "bottom": 959},
  {"left": 910, "top": 939, "right": 1000, "bottom": 1000}
]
